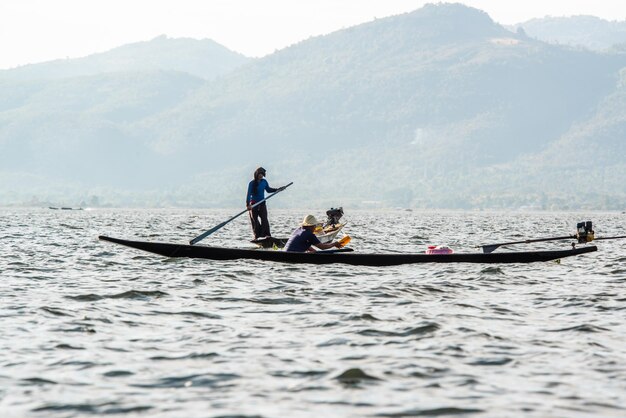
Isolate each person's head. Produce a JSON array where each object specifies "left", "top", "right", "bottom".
[
  {"left": 301, "top": 215, "right": 319, "bottom": 230},
  {"left": 253, "top": 167, "right": 266, "bottom": 181}
]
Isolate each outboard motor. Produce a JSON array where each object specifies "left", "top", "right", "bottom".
[
  {"left": 325, "top": 207, "right": 344, "bottom": 227},
  {"left": 576, "top": 221, "right": 594, "bottom": 243}
]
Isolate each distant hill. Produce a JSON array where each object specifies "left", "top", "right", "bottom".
[
  {"left": 0, "top": 35, "right": 252, "bottom": 81},
  {"left": 1, "top": 3, "right": 625, "bottom": 209},
  {"left": 511, "top": 16, "right": 626, "bottom": 51},
  {"left": 0, "top": 70, "right": 205, "bottom": 190},
  {"left": 138, "top": 4, "right": 626, "bottom": 208}
]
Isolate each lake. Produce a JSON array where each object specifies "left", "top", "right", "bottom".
[{"left": 1, "top": 208, "right": 625, "bottom": 417}]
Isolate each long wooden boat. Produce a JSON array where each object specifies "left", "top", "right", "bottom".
[{"left": 99, "top": 236, "right": 597, "bottom": 266}]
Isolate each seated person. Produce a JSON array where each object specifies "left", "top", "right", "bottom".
[{"left": 284, "top": 215, "right": 341, "bottom": 252}]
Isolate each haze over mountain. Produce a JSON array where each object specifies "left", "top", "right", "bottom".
[
  {"left": 0, "top": 35, "right": 251, "bottom": 81},
  {"left": 512, "top": 16, "right": 626, "bottom": 52},
  {"left": 1, "top": 3, "right": 625, "bottom": 209}
]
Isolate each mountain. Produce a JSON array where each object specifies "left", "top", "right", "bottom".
[
  {"left": 1, "top": 3, "right": 625, "bottom": 209},
  {"left": 511, "top": 16, "right": 626, "bottom": 51},
  {"left": 510, "top": 69, "right": 626, "bottom": 208},
  {"left": 136, "top": 3, "right": 626, "bottom": 208},
  {"left": 0, "top": 35, "right": 252, "bottom": 81},
  {"left": 0, "top": 70, "right": 204, "bottom": 186}
]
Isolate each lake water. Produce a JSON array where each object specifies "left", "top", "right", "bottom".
[{"left": 1, "top": 208, "right": 625, "bottom": 418}]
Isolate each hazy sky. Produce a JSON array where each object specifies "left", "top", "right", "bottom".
[{"left": 2, "top": 0, "right": 625, "bottom": 69}]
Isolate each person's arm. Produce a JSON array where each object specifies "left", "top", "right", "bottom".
[
  {"left": 312, "top": 241, "right": 340, "bottom": 251},
  {"left": 246, "top": 182, "right": 253, "bottom": 209},
  {"left": 265, "top": 180, "right": 278, "bottom": 194},
  {"left": 305, "top": 229, "right": 339, "bottom": 252}
]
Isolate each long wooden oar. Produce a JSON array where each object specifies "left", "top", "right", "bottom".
[
  {"left": 479, "top": 234, "right": 626, "bottom": 254},
  {"left": 479, "top": 235, "right": 574, "bottom": 254},
  {"left": 190, "top": 182, "right": 293, "bottom": 245},
  {"left": 594, "top": 235, "right": 626, "bottom": 241}
]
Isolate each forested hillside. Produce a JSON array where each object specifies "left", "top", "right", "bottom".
[
  {"left": 512, "top": 16, "right": 626, "bottom": 51},
  {"left": 1, "top": 4, "right": 625, "bottom": 209},
  {"left": 0, "top": 35, "right": 251, "bottom": 81}
]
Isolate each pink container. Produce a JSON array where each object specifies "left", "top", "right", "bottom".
[{"left": 425, "top": 245, "right": 454, "bottom": 255}]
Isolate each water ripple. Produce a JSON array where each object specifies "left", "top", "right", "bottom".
[
  {"left": 358, "top": 323, "right": 441, "bottom": 337},
  {"left": 33, "top": 403, "right": 152, "bottom": 414},
  {"left": 376, "top": 407, "right": 484, "bottom": 417},
  {"left": 131, "top": 373, "right": 239, "bottom": 388},
  {"left": 66, "top": 290, "right": 168, "bottom": 301},
  {"left": 546, "top": 324, "right": 610, "bottom": 333}
]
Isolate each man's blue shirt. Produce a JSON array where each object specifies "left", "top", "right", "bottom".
[
  {"left": 246, "top": 179, "right": 276, "bottom": 204},
  {"left": 284, "top": 227, "right": 320, "bottom": 252}
]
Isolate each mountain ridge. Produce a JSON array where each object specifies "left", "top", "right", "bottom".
[
  {"left": 1, "top": 3, "right": 625, "bottom": 209},
  {"left": 0, "top": 35, "right": 252, "bottom": 81},
  {"left": 512, "top": 15, "right": 626, "bottom": 51}
]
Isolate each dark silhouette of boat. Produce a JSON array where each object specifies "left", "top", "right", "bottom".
[{"left": 99, "top": 235, "right": 596, "bottom": 266}]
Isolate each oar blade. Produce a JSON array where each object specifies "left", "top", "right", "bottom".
[
  {"left": 189, "top": 233, "right": 208, "bottom": 246},
  {"left": 481, "top": 244, "right": 500, "bottom": 254}
]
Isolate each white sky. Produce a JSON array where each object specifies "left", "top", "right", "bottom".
[{"left": 1, "top": 0, "right": 625, "bottom": 69}]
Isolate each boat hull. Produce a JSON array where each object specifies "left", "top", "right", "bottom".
[{"left": 99, "top": 236, "right": 597, "bottom": 266}]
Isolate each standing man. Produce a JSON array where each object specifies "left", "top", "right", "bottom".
[{"left": 246, "top": 167, "right": 285, "bottom": 239}]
